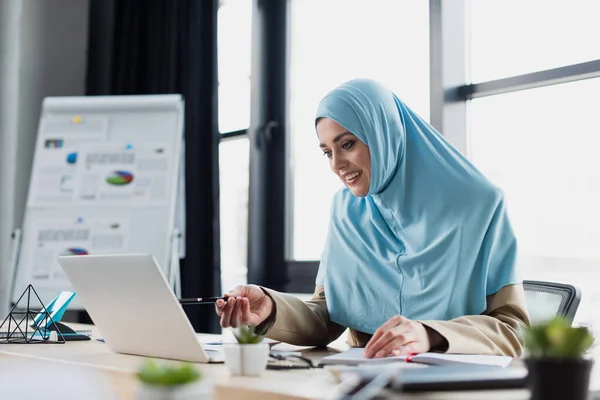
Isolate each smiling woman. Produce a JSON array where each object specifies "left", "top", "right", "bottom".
[
  {"left": 215, "top": 78, "right": 531, "bottom": 360},
  {"left": 317, "top": 120, "right": 371, "bottom": 197}
]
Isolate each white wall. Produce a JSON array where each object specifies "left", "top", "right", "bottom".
[{"left": 0, "top": 0, "right": 89, "bottom": 314}]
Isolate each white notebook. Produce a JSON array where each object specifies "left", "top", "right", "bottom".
[{"left": 318, "top": 348, "right": 513, "bottom": 368}]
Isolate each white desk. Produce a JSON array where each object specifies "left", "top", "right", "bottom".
[{"left": 0, "top": 323, "right": 595, "bottom": 400}]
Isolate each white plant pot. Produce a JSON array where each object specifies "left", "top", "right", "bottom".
[
  {"left": 136, "top": 381, "right": 210, "bottom": 400},
  {"left": 223, "top": 342, "right": 270, "bottom": 376}
]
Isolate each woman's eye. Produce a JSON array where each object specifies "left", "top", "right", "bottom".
[
  {"left": 341, "top": 141, "right": 354, "bottom": 150},
  {"left": 323, "top": 150, "right": 332, "bottom": 158}
]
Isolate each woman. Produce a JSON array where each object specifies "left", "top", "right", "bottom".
[{"left": 215, "top": 79, "right": 530, "bottom": 358}]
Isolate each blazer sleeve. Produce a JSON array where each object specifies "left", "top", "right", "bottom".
[
  {"left": 255, "top": 285, "right": 346, "bottom": 346},
  {"left": 419, "top": 283, "right": 531, "bottom": 357}
]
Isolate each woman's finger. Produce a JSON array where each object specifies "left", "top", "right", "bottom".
[
  {"left": 240, "top": 298, "right": 251, "bottom": 325},
  {"left": 366, "top": 324, "right": 414, "bottom": 358},
  {"left": 223, "top": 285, "right": 247, "bottom": 299},
  {"left": 220, "top": 297, "right": 236, "bottom": 327},
  {"left": 215, "top": 299, "right": 225, "bottom": 317},
  {"left": 229, "top": 298, "right": 243, "bottom": 328},
  {"left": 365, "top": 315, "right": 405, "bottom": 352},
  {"left": 391, "top": 342, "right": 419, "bottom": 356},
  {"left": 366, "top": 316, "right": 403, "bottom": 355},
  {"left": 375, "top": 331, "right": 417, "bottom": 358}
]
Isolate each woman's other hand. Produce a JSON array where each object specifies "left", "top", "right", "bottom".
[
  {"left": 364, "top": 315, "right": 433, "bottom": 358},
  {"left": 215, "top": 284, "right": 274, "bottom": 328}
]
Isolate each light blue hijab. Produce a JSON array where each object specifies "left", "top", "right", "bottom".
[{"left": 315, "top": 79, "right": 518, "bottom": 334}]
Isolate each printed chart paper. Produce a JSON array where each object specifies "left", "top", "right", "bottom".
[
  {"left": 22, "top": 218, "right": 130, "bottom": 286},
  {"left": 27, "top": 117, "right": 108, "bottom": 207},
  {"left": 72, "top": 143, "right": 171, "bottom": 206}
]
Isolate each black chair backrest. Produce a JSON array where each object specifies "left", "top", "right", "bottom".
[{"left": 522, "top": 280, "right": 581, "bottom": 325}]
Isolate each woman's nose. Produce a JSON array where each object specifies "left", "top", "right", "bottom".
[{"left": 331, "top": 152, "right": 348, "bottom": 171}]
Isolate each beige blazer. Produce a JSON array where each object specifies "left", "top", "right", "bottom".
[{"left": 257, "top": 284, "right": 531, "bottom": 357}]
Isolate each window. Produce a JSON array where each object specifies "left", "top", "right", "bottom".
[
  {"left": 218, "top": 0, "right": 252, "bottom": 133},
  {"left": 219, "top": 138, "right": 250, "bottom": 291},
  {"left": 217, "top": 0, "right": 251, "bottom": 290},
  {"left": 289, "top": 0, "right": 430, "bottom": 260},
  {"left": 468, "top": 78, "right": 600, "bottom": 326},
  {"left": 463, "top": 2, "right": 600, "bottom": 329},
  {"left": 470, "top": 0, "right": 600, "bottom": 83},
  {"left": 470, "top": 79, "right": 600, "bottom": 260}
]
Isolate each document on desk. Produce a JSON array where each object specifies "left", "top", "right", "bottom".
[{"left": 319, "top": 348, "right": 513, "bottom": 368}]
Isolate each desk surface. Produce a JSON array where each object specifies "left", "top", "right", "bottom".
[{"left": 0, "top": 323, "right": 593, "bottom": 400}]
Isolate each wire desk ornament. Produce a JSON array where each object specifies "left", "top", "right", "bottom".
[{"left": 0, "top": 284, "right": 66, "bottom": 344}]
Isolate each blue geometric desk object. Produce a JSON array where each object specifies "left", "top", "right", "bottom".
[
  {"left": 0, "top": 285, "right": 90, "bottom": 343},
  {"left": 32, "top": 290, "right": 90, "bottom": 341}
]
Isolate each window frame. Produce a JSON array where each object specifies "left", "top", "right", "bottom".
[
  {"left": 220, "top": 129, "right": 248, "bottom": 140},
  {"left": 246, "top": 0, "right": 290, "bottom": 291}
]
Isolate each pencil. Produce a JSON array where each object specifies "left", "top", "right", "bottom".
[{"left": 178, "top": 297, "right": 226, "bottom": 305}]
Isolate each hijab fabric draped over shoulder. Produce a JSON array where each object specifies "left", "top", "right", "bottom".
[{"left": 315, "top": 79, "right": 518, "bottom": 334}]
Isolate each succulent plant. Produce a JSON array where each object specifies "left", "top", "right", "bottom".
[
  {"left": 233, "top": 325, "right": 264, "bottom": 344},
  {"left": 137, "top": 360, "right": 201, "bottom": 386},
  {"left": 524, "top": 316, "right": 594, "bottom": 358}
]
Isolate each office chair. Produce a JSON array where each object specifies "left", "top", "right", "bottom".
[{"left": 522, "top": 280, "right": 581, "bottom": 325}]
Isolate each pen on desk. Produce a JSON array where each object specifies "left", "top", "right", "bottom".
[{"left": 178, "top": 297, "right": 226, "bottom": 305}]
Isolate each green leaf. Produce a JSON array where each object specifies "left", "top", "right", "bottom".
[
  {"left": 137, "top": 360, "right": 201, "bottom": 386},
  {"left": 525, "top": 324, "right": 551, "bottom": 357},
  {"left": 524, "top": 316, "right": 594, "bottom": 359},
  {"left": 233, "top": 325, "right": 265, "bottom": 344}
]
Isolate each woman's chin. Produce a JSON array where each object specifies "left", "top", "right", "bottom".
[{"left": 348, "top": 186, "right": 368, "bottom": 197}]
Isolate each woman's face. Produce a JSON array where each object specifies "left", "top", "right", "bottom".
[{"left": 317, "top": 118, "right": 371, "bottom": 197}]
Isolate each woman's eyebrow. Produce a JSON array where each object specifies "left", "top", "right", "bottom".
[{"left": 319, "top": 131, "right": 352, "bottom": 148}]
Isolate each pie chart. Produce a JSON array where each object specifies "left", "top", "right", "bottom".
[
  {"left": 61, "top": 247, "right": 88, "bottom": 256},
  {"left": 106, "top": 170, "right": 134, "bottom": 186}
]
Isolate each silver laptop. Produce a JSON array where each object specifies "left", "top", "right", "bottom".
[{"left": 57, "top": 253, "right": 224, "bottom": 363}]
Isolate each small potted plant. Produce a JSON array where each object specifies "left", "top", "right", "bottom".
[
  {"left": 524, "top": 316, "right": 595, "bottom": 400},
  {"left": 223, "top": 325, "right": 270, "bottom": 376},
  {"left": 136, "top": 359, "right": 208, "bottom": 400}
]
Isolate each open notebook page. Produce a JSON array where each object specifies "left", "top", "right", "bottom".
[{"left": 318, "top": 348, "right": 513, "bottom": 368}]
